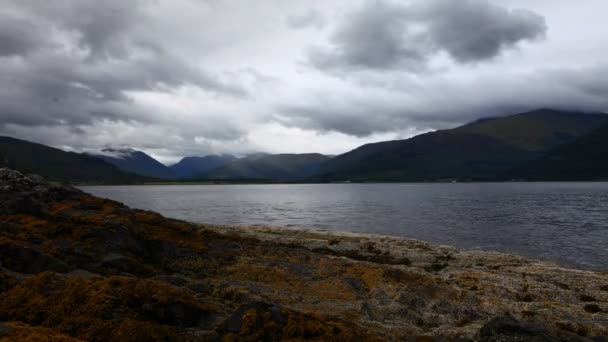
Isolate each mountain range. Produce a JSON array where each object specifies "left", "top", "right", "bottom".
[
  {"left": 0, "top": 137, "right": 143, "bottom": 184},
  {"left": 315, "top": 109, "right": 608, "bottom": 182},
  {"left": 90, "top": 148, "right": 176, "bottom": 179},
  {"left": 2, "top": 108, "right": 608, "bottom": 183}
]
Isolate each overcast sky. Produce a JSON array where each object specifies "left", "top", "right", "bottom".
[{"left": 1, "top": 0, "right": 607, "bottom": 164}]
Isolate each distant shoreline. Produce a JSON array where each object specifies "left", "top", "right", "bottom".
[{"left": 77, "top": 179, "right": 608, "bottom": 186}]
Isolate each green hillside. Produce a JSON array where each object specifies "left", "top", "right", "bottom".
[
  {"left": 315, "top": 109, "right": 608, "bottom": 182},
  {"left": 170, "top": 155, "right": 237, "bottom": 179},
  {"left": 207, "top": 153, "right": 331, "bottom": 181},
  {"left": 0, "top": 136, "right": 143, "bottom": 184},
  {"left": 519, "top": 122, "right": 608, "bottom": 180},
  {"left": 458, "top": 109, "right": 608, "bottom": 151}
]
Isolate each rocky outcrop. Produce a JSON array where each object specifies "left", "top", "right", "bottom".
[{"left": 0, "top": 168, "right": 607, "bottom": 341}]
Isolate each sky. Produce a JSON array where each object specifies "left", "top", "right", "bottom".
[{"left": 0, "top": 0, "right": 607, "bottom": 164}]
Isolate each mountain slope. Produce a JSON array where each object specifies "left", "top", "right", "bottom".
[
  {"left": 91, "top": 148, "right": 174, "bottom": 179},
  {"left": 316, "top": 109, "right": 608, "bottom": 182},
  {"left": 0, "top": 136, "right": 142, "bottom": 184},
  {"left": 207, "top": 153, "right": 332, "bottom": 181},
  {"left": 457, "top": 109, "right": 608, "bottom": 151},
  {"left": 170, "top": 155, "right": 237, "bottom": 179},
  {"left": 519, "top": 122, "right": 608, "bottom": 180}
]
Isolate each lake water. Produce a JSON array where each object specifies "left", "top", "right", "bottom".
[{"left": 80, "top": 183, "right": 608, "bottom": 270}]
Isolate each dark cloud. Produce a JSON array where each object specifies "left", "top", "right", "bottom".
[
  {"left": 309, "top": 1, "right": 426, "bottom": 72},
  {"left": 423, "top": 0, "right": 547, "bottom": 62},
  {"left": 15, "top": 0, "right": 147, "bottom": 60},
  {"left": 309, "top": 0, "right": 547, "bottom": 72},
  {"left": 0, "top": 0, "right": 247, "bottom": 133},
  {"left": 0, "top": 0, "right": 606, "bottom": 160},
  {"left": 0, "top": 13, "right": 46, "bottom": 57}
]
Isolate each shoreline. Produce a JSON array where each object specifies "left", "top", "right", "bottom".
[
  {"left": 207, "top": 224, "right": 607, "bottom": 273},
  {"left": 1, "top": 168, "right": 607, "bottom": 340},
  {"left": 77, "top": 179, "right": 608, "bottom": 186}
]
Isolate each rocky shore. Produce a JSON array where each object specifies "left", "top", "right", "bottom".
[{"left": 0, "top": 167, "right": 607, "bottom": 341}]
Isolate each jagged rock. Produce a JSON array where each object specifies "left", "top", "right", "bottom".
[{"left": 0, "top": 168, "right": 38, "bottom": 192}]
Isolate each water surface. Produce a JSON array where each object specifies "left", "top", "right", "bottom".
[{"left": 80, "top": 183, "right": 608, "bottom": 270}]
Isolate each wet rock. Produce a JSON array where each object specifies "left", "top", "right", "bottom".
[
  {"left": 220, "top": 302, "right": 286, "bottom": 333},
  {"left": 478, "top": 315, "right": 558, "bottom": 341},
  {"left": 141, "top": 301, "right": 209, "bottom": 327},
  {"left": 425, "top": 262, "right": 449, "bottom": 273},
  {"left": 216, "top": 301, "right": 376, "bottom": 341},
  {"left": 584, "top": 304, "right": 602, "bottom": 313},
  {"left": 0, "top": 322, "right": 15, "bottom": 337},
  {"left": 579, "top": 294, "right": 597, "bottom": 302}
]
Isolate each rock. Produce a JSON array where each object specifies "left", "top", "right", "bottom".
[
  {"left": 0, "top": 239, "right": 69, "bottom": 274},
  {"left": 584, "top": 304, "right": 602, "bottom": 313},
  {"left": 478, "top": 315, "right": 559, "bottom": 341},
  {"left": 0, "top": 322, "right": 15, "bottom": 337},
  {"left": 100, "top": 253, "right": 151, "bottom": 276},
  {"left": 0, "top": 168, "right": 37, "bottom": 192},
  {"left": 220, "top": 302, "right": 286, "bottom": 333},
  {"left": 579, "top": 294, "right": 597, "bottom": 302}
]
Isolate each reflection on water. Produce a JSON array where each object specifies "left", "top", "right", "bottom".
[{"left": 80, "top": 183, "right": 608, "bottom": 270}]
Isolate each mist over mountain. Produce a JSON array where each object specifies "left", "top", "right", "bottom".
[
  {"left": 2, "top": 109, "right": 608, "bottom": 183},
  {"left": 90, "top": 148, "right": 175, "bottom": 179},
  {"left": 0, "top": 137, "right": 143, "bottom": 184}
]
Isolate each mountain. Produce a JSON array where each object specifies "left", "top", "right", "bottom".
[
  {"left": 0, "top": 136, "right": 142, "bottom": 184},
  {"left": 91, "top": 148, "right": 175, "bottom": 179},
  {"left": 169, "top": 154, "right": 237, "bottom": 179},
  {"left": 207, "top": 153, "right": 332, "bottom": 181},
  {"left": 315, "top": 109, "right": 608, "bottom": 182},
  {"left": 456, "top": 109, "right": 608, "bottom": 151},
  {"left": 519, "top": 122, "right": 608, "bottom": 180}
]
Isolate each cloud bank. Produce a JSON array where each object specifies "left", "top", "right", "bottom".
[{"left": 0, "top": 0, "right": 606, "bottom": 163}]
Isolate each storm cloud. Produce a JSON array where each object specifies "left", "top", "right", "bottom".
[
  {"left": 0, "top": 0, "right": 606, "bottom": 162},
  {"left": 0, "top": 0, "right": 247, "bottom": 129},
  {"left": 309, "top": 0, "right": 547, "bottom": 72}
]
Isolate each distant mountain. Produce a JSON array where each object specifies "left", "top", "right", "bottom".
[
  {"left": 207, "top": 153, "right": 332, "bottom": 181},
  {"left": 0, "top": 136, "right": 143, "bottom": 184},
  {"left": 169, "top": 155, "right": 237, "bottom": 179},
  {"left": 519, "top": 122, "right": 608, "bottom": 180},
  {"left": 91, "top": 148, "right": 175, "bottom": 179},
  {"left": 315, "top": 109, "right": 608, "bottom": 182}
]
